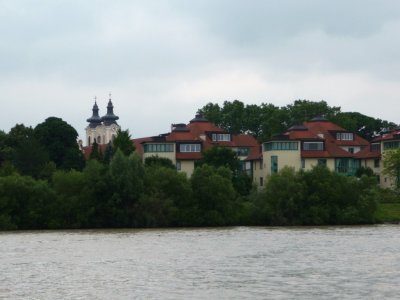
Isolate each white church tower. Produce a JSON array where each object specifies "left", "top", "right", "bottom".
[{"left": 86, "top": 96, "right": 120, "bottom": 146}]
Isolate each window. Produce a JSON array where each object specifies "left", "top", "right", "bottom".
[
  {"left": 301, "top": 158, "right": 305, "bottom": 169},
  {"left": 318, "top": 159, "right": 327, "bottom": 166},
  {"left": 179, "top": 144, "right": 201, "bottom": 152},
  {"left": 211, "top": 133, "right": 231, "bottom": 141},
  {"left": 260, "top": 161, "right": 263, "bottom": 170},
  {"left": 348, "top": 148, "right": 354, "bottom": 154},
  {"left": 176, "top": 160, "right": 181, "bottom": 171},
  {"left": 259, "top": 177, "right": 264, "bottom": 187},
  {"left": 374, "top": 159, "right": 380, "bottom": 168},
  {"left": 371, "top": 143, "right": 381, "bottom": 152},
  {"left": 335, "top": 158, "right": 348, "bottom": 174},
  {"left": 383, "top": 141, "right": 400, "bottom": 150},
  {"left": 271, "top": 156, "right": 278, "bottom": 174},
  {"left": 303, "top": 142, "right": 324, "bottom": 151},
  {"left": 235, "top": 148, "right": 249, "bottom": 156},
  {"left": 264, "top": 141, "right": 298, "bottom": 151},
  {"left": 144, "top": 143, "right": 174, "bottom": 153},
  {"left": 336, "top": 132, "right": 354, "bottom": 140}
]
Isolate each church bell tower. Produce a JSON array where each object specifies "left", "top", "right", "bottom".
[{"left": 86, "top": 95, "right": 120, "bottom": 146}]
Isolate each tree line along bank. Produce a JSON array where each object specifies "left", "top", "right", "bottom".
[{"left": 0, "top": 100, "right": 399, "bottom": 229}]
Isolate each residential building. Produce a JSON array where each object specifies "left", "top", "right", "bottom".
[
  {"left": 262, "top": 116, "right": 370, "bottom": 177},
  {"left": 363, "top": 129, "right": 400, "bottom": 188},
  {"left": 134, "top": 113, "right": 261, "bottom": 181}
]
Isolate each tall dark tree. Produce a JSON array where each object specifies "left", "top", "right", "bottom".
[
  {"left": 190, "top": 165, "right": 238, "bottom": 226},
  {"left": 34, "top": 117, "right": 84, "bottom": 170},
  {"left": 199, "top": 103, "right": 222, "bottom": 126},
  {"left": 3, "top": 124, "right": 49, "bottom": 178},
  {"left": 113, "top": 129, "right": 135, "bottom": 156},
  {"left": 89, "top": 140, "right": 103, "bottom": 161}
]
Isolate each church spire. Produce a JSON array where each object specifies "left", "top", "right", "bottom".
[
  {"left": 86, "top": 97, "right": 102, "bottom": 128},
  {"left": 101, "top": 94, "right": 119, "bottom": 126}
]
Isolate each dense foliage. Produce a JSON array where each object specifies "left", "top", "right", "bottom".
[
  {"left": 0, "top": 151, "right": 380, "bottom": 230},
  {"left": 251, "top": 166, "right": 378, "bottom": 225}
]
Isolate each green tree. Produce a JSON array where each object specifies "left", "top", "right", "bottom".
[
  {"left": 285, "top": 99, "right": 340, "bottom": 125},
  {"left": 355, "top": 166, "right": 374, "bottom": 178},
  {"left": 50, "top": 170, "right": 89, "bottom": 228},
  {"left": 253, "top": 167, "right": 306, "bottom": 225},
  {"left": 382, "top": 149, "right": 400, "bottom": 189},
  {"left": 89, "top": 140, "right": 103, "bottom": 161},
  {"left": 107, "top": 150, "right": 144, "bottom": 226},
  {"left": 136, "top": 165, "right": 192, "bottom": 227},
  {"left": 198, "top": 146, "right": 252, "bottom": 195},
  {"left": 34, "top": 117, "right": 85, "bottom": 170},
  {"left": 0, "top": 174, "right": 56, "bottom": 229},
  {"left": 144, "top": 156, "right": 175, "bottom": 169},
  {"left": 199, "top": 103, "right": 222, "bottom": 126},
  {"left": 13, "top": 135, "right": 49, "bottom": 178},
  {"left": 3, "top": 124, "right": 49, "bottom": 178},
  {"left": 113, "top": 129, "right": 135, "bottom": 156},
  {"left": 81, "top": 159, "right": 113, "bottom": 227},
  {"left": 251, "top": 165, "right": 377, "bottom": 226},
  {"left": 198, "top": 146, "right": 240, "bottom": 171},
  {"left": 103, "top": 142, "right": 113, "bottom": 164},
  {"left": 190, "top": 165, "right": 238, "bottom": 226}
]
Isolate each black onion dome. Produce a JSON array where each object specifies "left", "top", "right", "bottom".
[
  {"left": 87, "top": 101, "right": 102, "bottom": 128},
  {"left": 101, "top": 98, "right": 119, "bottom": 126}
]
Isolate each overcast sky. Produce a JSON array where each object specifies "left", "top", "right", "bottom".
[{"left": 1, "top": 0, "right": 400, "bottom": 142}]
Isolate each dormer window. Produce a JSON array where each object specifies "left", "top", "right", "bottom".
[
  {"left": 212, "top": 133, "right": 231, "bottom": 142},
  {"left": 336, "top": 132, "right": 354, "bottom": 141}
]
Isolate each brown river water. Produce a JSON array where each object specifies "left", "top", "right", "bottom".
[{"left": 1, "top": 225, "right": 399, "bottom": 299}]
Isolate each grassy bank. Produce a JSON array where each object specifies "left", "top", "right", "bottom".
[{"left": 376, "top": 203, "right": 400, "bottom": 223}]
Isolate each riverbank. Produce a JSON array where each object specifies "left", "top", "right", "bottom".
[{"left": 377, "top": 203, "right": 400, "bottom": 223}]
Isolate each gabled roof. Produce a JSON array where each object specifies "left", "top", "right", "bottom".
[
  {"left": 136, "top": 114, "right": 261, "bottom": 161},
  {"left": 269, "top": 119, "right": 370, "bottom": 159}
]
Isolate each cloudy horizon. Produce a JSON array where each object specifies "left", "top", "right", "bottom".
[{"left": 1, "top": 0, "right": 400, "bottom": 141}]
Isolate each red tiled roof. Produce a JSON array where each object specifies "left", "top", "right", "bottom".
[
  {"left": 133, "top": 137, "right": 153, "bottom": 156},
  {"left": 271, "top": 120, "right": 370, "bottom": 159},
  {"left": 135, "top": 118, "right": 261, "bottom": 161},
  {"left": 354, "top": 147, "right": 381, "bottom": 159}
]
